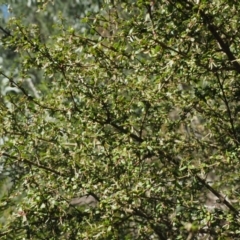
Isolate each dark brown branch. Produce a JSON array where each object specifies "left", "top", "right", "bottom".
[
  {"left": 2, "top": 152, "right": 64, "bottom": 177},
  {"left": 196, "top": 175, "right": 238, "bottom": 214},
  {"left": 0, "top": 25, "right": 12, "bottom": 37},
  {"left": 199, "top": 12, "right": 240, "bottom": 73},
  {"left": 101, "top": 107, "right": 239, "bottom": 214},
  {"left": 179, "top": 0, "right": 240, "bottom": 73}
]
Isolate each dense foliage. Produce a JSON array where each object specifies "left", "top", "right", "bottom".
[{"left": 1, "top": 0, "right": 240, "bottom": 239}]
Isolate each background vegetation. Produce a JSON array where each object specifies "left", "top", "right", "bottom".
[{"left": 0, "top": 0, "right": 240, "bottom": 239}]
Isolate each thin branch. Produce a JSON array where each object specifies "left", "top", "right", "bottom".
[
  {"left": 196, "top": 175, "right": 238, "bottom": 214},
  {"left": 2, "top": 152, "right": 64, "bottom": 177},
  {"left": 102, "top": 108, "right": 239, "bottom": 214},
  {"left": 200, "top": 12, "right": 240, "bottom": 73},
  {"left": 0, "top": 70, "right": 66, "bottom": 113},
  {"left": 215, "top": 72, "right": 239, "bottom": 144},
  {"left": 181, "top": 0, "right": 240, "bottom": 73},
  {"left": 0, "top": 25, "right": 12, "bottom": 37}
]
